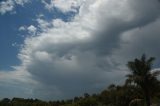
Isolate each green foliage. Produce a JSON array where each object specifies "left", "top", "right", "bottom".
[{"left": 126, "top": 54, "right": 160, "bottom": 106}]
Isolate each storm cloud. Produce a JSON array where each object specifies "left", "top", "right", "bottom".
[{"left": 1, "top": 0, "right": 160, "bottom": 100}]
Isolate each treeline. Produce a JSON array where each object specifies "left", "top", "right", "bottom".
[
  {"left": 1, "top": 54, "right": 160, "bottom": 106},
  {"left": 0, "top": 84, "right": 160, "bottom": 106}
]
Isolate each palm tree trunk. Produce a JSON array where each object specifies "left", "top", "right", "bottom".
[
  {"left": 144, "top": 88, "right": 151, "bottom": 106},
  {"left": 145, "top": 95, "right": 151, "bottom": 106}
]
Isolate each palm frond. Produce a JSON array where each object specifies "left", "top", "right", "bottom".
[
  {"left": 147, "top": 57, "right": 155, "bottom": 66},
  {"left": 141, "top": 54, "right": 146, "bottom": 62}
]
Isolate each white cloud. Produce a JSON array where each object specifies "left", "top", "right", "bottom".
[
  {"left": 36, "top": 18, "right": 51, "bottom": 32},
  {"left": 19, "top": 26, "right": 26, "bottom": 31},
  {"left": 0, "top": 0, "right": 29, "bottom": 15},
  {"left": 19, "top": 25, "right": 37, "bottom": 35},
  {"left": 1, "top": 0, "right": 160, "bottom": 100},
  {"left": 42, "top": 0, "right": 84, "bottom": 13},
  {"left": 27, "top": 25, "right": 37, "bottom": 35},
  {"left": 15, "top": 0, "right": 29, "bottom": 5},
  {"left": 0, "top": 0, "right": 15, "bottom": 14}
]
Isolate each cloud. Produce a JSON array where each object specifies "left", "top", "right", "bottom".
[
  {"left": 19, "top": 25, "right": 37, "bottom": 36},
  {"left": 0, "top": 0, "right": 15, "bottom": 14},
  {"left": 36, "top": 18, "right": 51, "bottom": 32},
  {"left": 1, "top": 0, "right": 160, "bottom": 100},
  {"left": 19, "top": 26, "right": 26, "bottom": 31},
  {"left": 0, "top": 69, "right": 37, "bottom": 99},
  {"left": 14, "top": 0, "right": 29, "bottom": 5},
  {"left": 114, "top": 18, "right": 160, "bottom": 65},
  {"left": 27, "top": 25, "right": 37, "bottom": 35},
  {"left": 41, "top": 0, "right": 84, "bottom": 13},
  {"left": 0, "top": 0, "right": 29, "bottom": 15}
]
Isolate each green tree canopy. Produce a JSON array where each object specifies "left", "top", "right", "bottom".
[{"left": 126, "top": 54, "right": 160, "bottom": 106}]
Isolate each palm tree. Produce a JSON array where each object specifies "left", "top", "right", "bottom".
[{"left": 126, "top": 54, "right": 160, "bottom": 106}]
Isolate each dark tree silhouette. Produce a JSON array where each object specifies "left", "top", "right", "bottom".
[{"left": 126, "top": 54, "right": 160, "bottom": 106}]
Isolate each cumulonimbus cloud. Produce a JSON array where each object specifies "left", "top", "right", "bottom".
[{"left": 1, "top": 0, "right": 160, "bottom": 100}]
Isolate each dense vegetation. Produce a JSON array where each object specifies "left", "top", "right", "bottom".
[{"left": 0, "top": 54, "right": 160, "bottom": 106}]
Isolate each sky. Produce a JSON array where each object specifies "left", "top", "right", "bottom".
[{"left": 0, "top": 0, "right": 160, "bottom": 101}]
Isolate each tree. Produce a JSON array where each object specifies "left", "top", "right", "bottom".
[{"left": 126, "top": 54, "right": 160, "bottom": 106}]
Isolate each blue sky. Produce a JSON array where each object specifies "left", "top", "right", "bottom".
[
  {"left": 0, "top": 0, "right": 42, "bottom": 70},
  {"left": 0, "top": 0, "right": 160, "bottom": 100}
]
